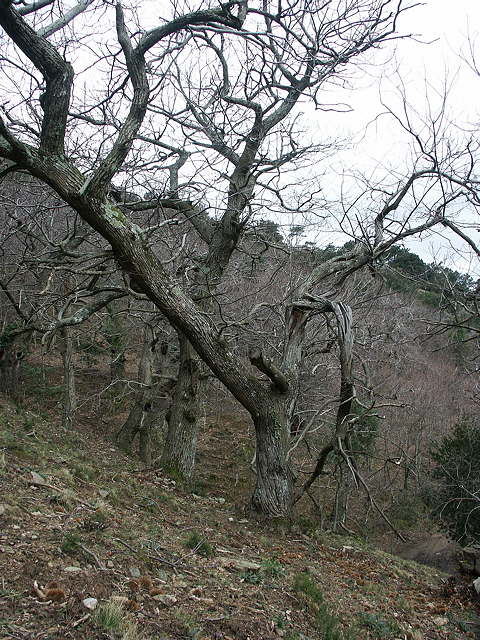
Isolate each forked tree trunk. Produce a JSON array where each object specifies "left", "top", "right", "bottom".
[
  {"left": 161, "top": 332, "right": 201, "bottom": 478},
  {"left": 116, "top": 394, "right": 145, "bottom": 452},
  {"left": 118, "top": 398, "right": 153, "bottom": 464},
  {"left": 60, "top": 327, "right": 76, "bottom": 429}
]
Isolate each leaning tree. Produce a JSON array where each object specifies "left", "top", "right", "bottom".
[{"left": 0, "top": 0, "right": 479, "bottom": 516}]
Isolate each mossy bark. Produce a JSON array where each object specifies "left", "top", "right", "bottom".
[{"left": 161, "top": 333, "right": 200, "bottom": 478}]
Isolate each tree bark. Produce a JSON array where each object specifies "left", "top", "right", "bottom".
[
  {"left": 251, "top": 402, "right": 294, "bottom": 517},
  {"left": 116, "top": 325, "right": 156, "bottom": 461},
  {"left": 161, "top": 332, "right": 201, "bottom": 478},
  {"left": 0, "top": 345, "right": 24, "bottom": 396}
]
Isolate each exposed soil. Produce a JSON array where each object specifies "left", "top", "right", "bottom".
[{"left": 392, "top": 535, "right": 464, "bottom": 577}]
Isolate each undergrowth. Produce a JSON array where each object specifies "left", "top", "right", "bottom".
[
  {"left": 293, "top": 572, "right": 351, "bottom": 640},
  {"left": 183, "top": 530, "right": 215, "bottom": 558}
]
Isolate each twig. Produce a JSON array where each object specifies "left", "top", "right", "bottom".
[
  {"left": 130, "top": 466, "right": 163, "bottom": 474},
  {"left": 78, "top": 543, "right": 105, "bottom": 569},
  {"left": 72, "top": 613, "right": 90, "bottom": 628},
  {"left": 27, "top": 475, "right": 96, "bottom": 510},
  {"left": 112, "top": 537, "right": 183, "bottom": 573},
  {"left": 112, "top": 537, "right": 137, "bottom": 553}
]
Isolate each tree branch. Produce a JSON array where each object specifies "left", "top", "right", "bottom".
[
  {"left": 17, "top": 0, "right": 52, "bottom": 16},
  {"left": 38, "top": 0, "right": 94, "bottom": 38},
  {"left": 249, "top": 349, "right": 290, "bottom": 393},
  {"left": 0, "top": 0, "right": 73, "bottom": 155},
  {"left": 82, "top": 3, "right": 149, "bottom": 196},
  {"left": 137, "top": 4, "right": 243, "bottom": 56}
]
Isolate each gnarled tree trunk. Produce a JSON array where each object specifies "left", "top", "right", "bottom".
[
  {"left": 161, "top": 332, "right": 201, "bottom": 478},
  {"left": 251, "top": 402, "right": 294, "bottom": 516}
]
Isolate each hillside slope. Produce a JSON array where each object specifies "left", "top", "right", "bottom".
[{"left": 1, "top": 399, "right": 479, "bottom": 640}]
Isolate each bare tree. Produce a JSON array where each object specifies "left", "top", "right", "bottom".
[{"left": 0, "top": 0, "right": 479, "bottom": 517}]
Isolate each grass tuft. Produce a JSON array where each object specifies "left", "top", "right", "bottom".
[
  {"left": 92, "top": 599, "right": 141, "bottom": 639},
  {"left": 183, "top": 530, "right": 215, "bottom": 558},
  {"left": 61, "top": 531, "right": 82, "bottom": 554},
  {"left": 357, "top": 612, "right": 402, "bottom": 638}
]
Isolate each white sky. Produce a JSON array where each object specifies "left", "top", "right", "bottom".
[
  {"left": 5, "top": 0, "right": 478, "bottom": 274},
  {"left": 299, "top": 0, "right": 480, "bottom": 275},
  {"left": 75, "top": 0, "right": 480, "bottom": 276}
]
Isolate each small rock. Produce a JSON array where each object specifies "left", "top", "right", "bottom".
[
  {"left": 106, "top": 560, "right": 114, "bottom": 568},
  {"left": 432, "top": 616, "right": 448, "bottom": 626},
  {"left": 64, "top": 566, "right": 82, "bottom": 572},
  {"left": 29, "top": 471, "right": 46, "bottom": 485},
  {"left": 129, "top": 567, "right": 141, "bottom": 578},
  {"left": 473, "top": 577, "right": 480, "bottom": 594},
  {"left": 0, "top": 545, "right": 15, "bottom": 554},
  {"left": 0, "top": 505, "right": 6, "bottom": 516},
  {"left": 218, "top": 558, "right": 261, "bottom": 572},
  {"left": 153, "top": 594, "right": 177, "bottom": 606},
  {"left": 82, "top": 597, "right": 98, "bottom": 610},
  {"left": 99, "top": 489, "right": 109, "bottom": 498},
  {"left": 216, "top": 497, "right": 226, "bottom": 504},
  {"left": 31, "top": 534, "right": 38, "bottom": 540}
]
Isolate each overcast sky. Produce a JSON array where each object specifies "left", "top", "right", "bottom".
[
  {"left": 78, "top": 0, "right": 480, "bottom": 274},
  {"left": 395, "top": 0, "right": 479, "bottom": 275},
  {"left": 301, "top": 0, "right": 480, "bottom": 275}
]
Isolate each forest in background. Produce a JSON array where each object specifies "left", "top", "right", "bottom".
[{"left": 0, "top": 168, "right": 478, "bottom": 544}]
